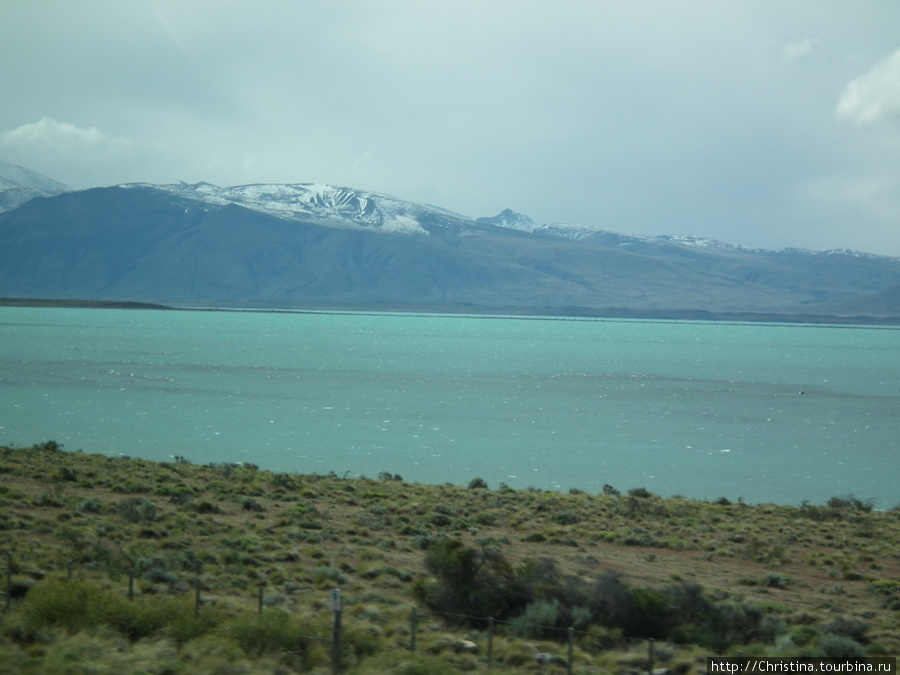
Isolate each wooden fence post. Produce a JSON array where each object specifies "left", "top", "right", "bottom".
[
  {"left": 330, "top": 589, "right": 343, "bottom": 675},
  {"left": 128, "top": 569, "right": 135, "bottom": 600},
  {"left": 648, "top": 638, "right": 654, "bottom": 675},
  {"left": 487, "top": 617, "right": 494, "bottom": 670},
  {"left": 409, "top": 607, "right": 417, "bottom": 652},
  {"left": 5, "top": 553, "right": 11, "bottom": 611},
  {"left": 194, "top": 578, "right": 201, "bottom": 617},
  {"left": 568, "top": 626, "right": 574, "bottom": 675},
  {"left": 258, "top": 583, "right": 265, "bottom": 614}
]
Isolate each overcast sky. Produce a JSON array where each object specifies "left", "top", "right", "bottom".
[{"left": 2, "top": 1, "right": 900, "bottom": 255}]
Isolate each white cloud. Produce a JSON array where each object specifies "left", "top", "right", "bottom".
[
  {"left": 1, "top": 117, "right": 131, "bottom": 151},
  {"left": 780, "top": 37, "right": 816, "bottom": 62},
  {"left": 836, "top": 48, "right": 900, "bottom": 132},
  {"left": 353, "top": 150, "right": 373, "bottom": 168}
]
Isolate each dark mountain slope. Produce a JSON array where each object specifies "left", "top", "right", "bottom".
[
  {"left": 819, "top": 283, "right": 900, "bottom": 318},
  {"left": 1, "top": 183, "right": 900, "bottom": 321},
  {"left": 0, "top": 186, "right": 590, "bottom": 307}
]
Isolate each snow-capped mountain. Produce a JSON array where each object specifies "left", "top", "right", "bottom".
[
  {"left": 0, "top": 161, "right": 70, "bottom": 212},
  {"left": 125, "top": 181, "right": 473, "bottom": 236},
  {"left": 2, "top": 166, "right": 900, "bottom": 321},
  {"left": 120, "top": 180, "right": 884, "bottom": 260}
]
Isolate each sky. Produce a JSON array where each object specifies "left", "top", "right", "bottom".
[{"left": 2, "top": 1, "right": 900, "bottom": 256}]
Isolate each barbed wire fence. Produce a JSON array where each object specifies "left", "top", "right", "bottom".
[{"left": 3, "top": 552, "right": 671, "bottom": 675}]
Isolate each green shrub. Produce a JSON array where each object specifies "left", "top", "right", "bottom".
[
  {"left": 522, "top": 532, "right": 546, "bottom": 543},
  {"left": 241, "top": 497, "right": 265, "bottom": 512},
  {"left": 826, "top": 495, "right": 874, "bottom": 513},
  {"left": 75, "top": 497, "right": 103, "bottom": 513},
  {"left": 187, "top": 500, "right": 223, "bottom": 514},
  {"left": 800, "top": 495, "right": 874, "bottom": 521},
  {"left": 764, "top": 573, "right": 791, "bottom": 589},
  {"left": 223, "top": 609, "right": 312, "bottom": 668},
  {"left": 506, "top": 599, "right": 562, "bottom": 638},
  {"left": 822, "top": 615, "right": 869, "bottom": 643},
  {"left": 819, "top": 634, "right": 867, "bottom": 658},
  {"left": 20, "top": 578, "right": 211, "bottom": 643},
  {"left": 552, "top": 509, "right": 583, "bottom": 525},
  {"left": 22, "top": 578, "right": 96, "bottom": 633},
  {"left": 473, "top": 511, "right": 497, "bottom": 526},
  {"left": 314, "top": 565, "right": 349, "bottom": 586},
  {"left": 431, "top": 513, "right": 452, "bottom": 527},
  {"left": 623, "top": 527, "right": 659, "bottom": 547},
  {"left": 414, "top": 538, "right": 524, "bottom": 622},
  {"left": 115, "top": 497, "right": 157, "bottom": 523},
  {"left": 37, "top": 440, "right": 63, "bottom": 452},
  {"left": 54, "top": 467, "right": 78, "bottom": 483},
  {"left": 587, "top": 571, "right": 636, "bottom": 632},
  {"left": 790, "top": 625, "right": 818, "bottom": 647}
]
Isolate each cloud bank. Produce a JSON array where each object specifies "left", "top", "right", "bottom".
[{"left": 1, "top": 117, "right": 131, "bottom": 152}]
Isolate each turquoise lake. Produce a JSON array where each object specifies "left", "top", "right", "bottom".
[{"left": 1, "top": 307, "right": 897, "bottom": 507}]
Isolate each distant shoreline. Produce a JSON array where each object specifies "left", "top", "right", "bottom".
[
  {"left": 0, "top": 297, "right": 174, "bottom": 310},
  {"left": 1, "top": 296, "right": 899, "bottom": 326}
]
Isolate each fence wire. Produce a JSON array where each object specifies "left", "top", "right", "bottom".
[{"left": 4, "top": 553, "right": 671, "bottom": 674}]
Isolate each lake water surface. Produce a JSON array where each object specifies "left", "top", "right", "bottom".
[{"left": 1, "top": 307, "right": 897, "bottom": 507}]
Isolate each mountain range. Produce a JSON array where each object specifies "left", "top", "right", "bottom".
[{"left": 1, "top": 161, "right": 899, "bottom": 323}]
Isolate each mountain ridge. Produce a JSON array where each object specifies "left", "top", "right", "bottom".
[{"left": 1, "top": 168, "right": 900, "bottom": 322}]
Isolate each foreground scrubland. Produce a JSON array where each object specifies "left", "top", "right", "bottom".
[{"left": 0, "top": 442, "right": 898, "bottom": 674}]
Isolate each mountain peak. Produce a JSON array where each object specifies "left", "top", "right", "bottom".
[
  {"left": 0, "top": 161, "right": 70, "bottom": 213},
  {"left": 476, "top": 209, "right": 537, "bottom": 232}
]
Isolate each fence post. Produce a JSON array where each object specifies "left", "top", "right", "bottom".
[
  {"left": 648, "top": 638, "right": 654, "bottom": 675},
  {"left": 409, "top": 607, "right": 417, "bottom": 652},
  {"left": 568, "top": 626, "right": 574, "bottom": 675},
  {"left": 194, "top": 578, "right": 201, "bottom": 617},
  {"left": 258, "top": 583, "right": 265, "bottom": 615},
  {"left": 128, "top": 569, "right": 134, "bottom": 601},
  {"left": 487, "top": 617, "right": 494, "bottom": 670},
  {"left": 5, "top": 552, "right": 11, "bottom": 611},
  {"left": 330, "top": 589, "right": 343, "bottom": 675}
]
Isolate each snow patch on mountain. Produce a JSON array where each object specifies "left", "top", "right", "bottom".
[
  {"left": 655, "top": 234, "right": 746, "bottom": 251},
  {"left": 535, "top": 222, "right": 621, "bottom": 241},
  {"left": 0, "top": 161, "right": 70, "bottom": 212},
  {"left": 477, "top": 209, "right": 623, "bottom": 241},
  {"left": 479, "top": 209, "right": 780, "bottom": 253},
  {"left": 121, "top": 181, "right": 463, "bottom": 235},
  {"left": 382, "top": 214, "right": 428, "bottom": 235},
  {"left": 476, "top": 208, "right": 537, "bottom": 232}
]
